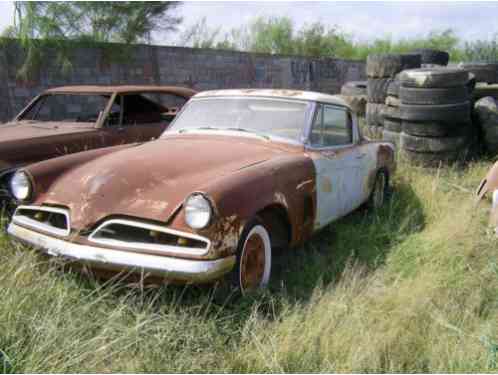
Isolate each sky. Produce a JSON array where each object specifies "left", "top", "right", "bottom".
[{"left": 0, "top": 1, "right": 496, "bottom": 44}]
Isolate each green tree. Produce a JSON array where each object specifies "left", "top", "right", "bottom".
[
  {"left": 5, "top": 1, "right": 182, "bottom": 79},
  {"left": 248, "top": 17, "right": 295, "bottom": 55}
]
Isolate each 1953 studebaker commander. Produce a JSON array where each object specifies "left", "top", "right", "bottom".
[{"left": 7, "top": 89, "right": 396, "bottom": 293}]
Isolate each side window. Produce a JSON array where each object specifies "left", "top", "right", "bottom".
[
  {"left": 121, "top": 93, "right": 187, "bottom": 126},
  {"left": 309, "top": 104, "right": 352, "bottom": 147}
]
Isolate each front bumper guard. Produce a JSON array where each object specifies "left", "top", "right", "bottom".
[{"left": 8, "top": 222, "right": 235, "bottom": 283}]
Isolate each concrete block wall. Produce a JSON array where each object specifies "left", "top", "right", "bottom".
[{"left": 0, "top": 41, "right": 366, "bottom": 122}]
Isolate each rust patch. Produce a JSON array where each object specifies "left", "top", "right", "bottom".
[{"left": 321, "top": 176, "right": 332, "bottom": 193}]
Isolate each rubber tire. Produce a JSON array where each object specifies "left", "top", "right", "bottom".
[
  {"left": 387, "top": 79, "right": 400, "bottom": 97},
  {"left": 400, "top": 132, "right": 470, "bottom": 153},
  {"left": 399, "top": 86, "right": 469, "bottom": 105},
  {"left": 399, "top": 102, "right": 471, "bottom": 123},
  {"left": 467, "top": 73, "right": 476, "bottom": 94},
  {"left": 401, "top": 149, "right": 464, "bottom": 167},
  {"left": 366, "top": 103, "right": 385, "bottom": 127},
  {"left": 458, "top": 62, "right": 498, "bottom": 84},
  {"left": 399, "top": 68, "right": 469, "bottom": 88},
  {"left": 474, "top": 96, "right": 498, "bottom": 124},
  {"left": 385, "top": 96, "right": 400, "bottom": 107},
  {"left": 367, "top": 53, "right": 421, "bottom": 78},
  {"left": 475, "top": 97, "right": 498, "bottom": 154},
  {"left": 367, "top": 78, "right": 391, "bottom": 103},
  {"left": 410, "top": 49, "right": 449, "bottom": 66},
  {"left": 382, "top": 129, "right": 401, "bottom": 147},
  {"left": 367, "top": 170, "right": 389, "bottom": 209},
  {"left": 341, "top": 81, "right": 367, "bottom": 96},
  {"left": 384, "top": 118, "right": 402, "bottom": 132},
  {"left": 338, "top": 94, "right": 367, "bottom": 116},
  {"left": 402, "top": 120, "right": 472, "bottom": 137},
  {"left": 231, "top": 218, "right": 272, "bottom": 295},
  {"left": 472, "top": 84, "right": 498, "bottom": 101},
  {"left": 382, "top": 105, "right": 401, "bottom": 120}
]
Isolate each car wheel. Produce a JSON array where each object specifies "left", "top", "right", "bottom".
[
  {"left": 369, "top": 170, "right": 388, "bottom": 209},
  {"left": 233, "top": 219, "right": 272, "bottom": 294}
]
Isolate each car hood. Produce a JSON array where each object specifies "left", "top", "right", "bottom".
[
  {"left": 0, "top": 121, "right": 96, "bottom": 142},
  {"left": 37, "top": 134, "right": 295, "bottom": 229}
]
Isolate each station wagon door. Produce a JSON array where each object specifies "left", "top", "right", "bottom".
[
  {"left": 308, "top": 104, "right": 368, "bottom": 229},
  {"left": 102, "top": 93, "right": 188, "bottom": 144}
]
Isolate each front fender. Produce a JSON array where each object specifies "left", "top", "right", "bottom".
[
  {"left": 23, "top": 144, "right": 137, "bottom": 201},
  {"left": 169, "top": 154, "right": 316, "bottom": 258}
]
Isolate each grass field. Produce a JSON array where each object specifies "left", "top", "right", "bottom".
[{"left": 1, "top": 159, "right": 498, "bottom": 373}]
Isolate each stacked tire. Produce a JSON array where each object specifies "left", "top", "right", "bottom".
[
  {"left": 398, "top": 68, "right": 475, "bottom": 166},
  {"left": 411, "top": 48, "right": 449, "bottom": 67},
  {"left": 340, "top": 81, "right": 367, "bottom": 116},
  {"left": 382, "top": 77, "right": 402, "bottom": 147},
  {"left": 474, "top": 96, "right": 498, "bottom": 155},
  {"left": 366, "top": 54, "right": 421, "bottom": 139},
  {"left": 458, "top": 62, "right": 498, "bottom": 84}
]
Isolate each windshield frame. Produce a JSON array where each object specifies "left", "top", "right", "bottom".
[{"left": 163, "top": 96, "right": 316, "bottom": 145}]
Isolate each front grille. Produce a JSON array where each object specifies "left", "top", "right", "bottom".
[
  {"left": 13, "top": 205, "right": 70, "bottom": 237},
  {"left": 88, "top": 219, "right": 210, "bottom": 256}
]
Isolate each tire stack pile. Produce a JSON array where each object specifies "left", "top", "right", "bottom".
[
  {"left": 474, "top": 96, "right": 498, "bottom": 155},
  {"left": 397, "top": 68, "right": 475, "bottom": 166},
  {"left": 366, "top": 54, "right": 421, "bottom": 140}
]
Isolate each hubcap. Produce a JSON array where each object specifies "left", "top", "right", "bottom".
[{"left": 240, "top": 226, "right": 271, "bottom": 292}]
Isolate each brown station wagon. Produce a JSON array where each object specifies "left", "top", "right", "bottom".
[
  {"left": 0, "top": 85, "right": 196, "bottom": 200},
  {"left": 7, "top": 89, "right": 396, "bottom": 294}
]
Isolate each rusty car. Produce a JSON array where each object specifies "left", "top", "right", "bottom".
[
  {"left": 7, "top": 89, "right": 396, "bottom": 293},
  {"left": 0, "top": 85, "right": 196, "bottom": 201}
]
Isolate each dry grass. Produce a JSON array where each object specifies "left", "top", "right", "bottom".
[{"left": 1, "top": 159, "right": 497, "bottom": 372}]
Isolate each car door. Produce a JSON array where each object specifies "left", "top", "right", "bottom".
[
  {"left": 99, "top": 94, "right": 159, "bottom": 146},
  {"left": 308, "top": 103, "right": 367, "bottom": 229}
]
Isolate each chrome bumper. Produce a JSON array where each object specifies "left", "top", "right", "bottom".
[{"left": 8, "top": 223, "right": 235, "bottom": 283}]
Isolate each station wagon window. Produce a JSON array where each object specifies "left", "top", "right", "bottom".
[
  {"left": 108, "top": 93, "right": 187, "bottom": 127},
  {"left": 309, "top": 104, "right": 352, "bottom": 147},
  {"left": 20, "top": 94, "right": 110, "bottom": 123}
]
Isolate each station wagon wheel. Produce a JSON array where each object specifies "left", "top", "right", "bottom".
[
  {"left": 369, "top": 170, "right": 388, "bottom": 209},
  {"left": 234, "top": 218, "right": 272, "bottom": 294}
]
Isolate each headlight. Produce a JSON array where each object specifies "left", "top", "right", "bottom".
[
  {"left": 10, "top": 171, "right": 32, "bottom": 201},
  {"left": 184, "top": 193, "right": 212, "bottom": 229}
]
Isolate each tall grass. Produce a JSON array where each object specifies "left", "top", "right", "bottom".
[{"left": 1, "top": 160, "right": 497, "bottom": 372}]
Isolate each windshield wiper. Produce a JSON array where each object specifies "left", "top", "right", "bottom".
[
  {"left": 178, "top": 126, "right": 221, "bottom": 133},
  {"left": 225, "top": 127, "right": 270, "bottom": 140},
  {"left": 178, "top": 126, "right": 270, "bottom": 140}
]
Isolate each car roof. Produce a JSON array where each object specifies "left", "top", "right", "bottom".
[
  {"left": 44, "top": 85, "right": 197, "bottom": 98},
  {"left": 193, "top": 89, "right": 350, "bottom": 107}
]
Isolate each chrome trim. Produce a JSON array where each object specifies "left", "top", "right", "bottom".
[
  {"left": 8, "top": 222, "right": 235, "bottom": 283},
  {"left": 13, "top": 205, "right": 71, "bottom": 237},
  {"left": 88, "top": 219, "right": 211, "bottom": 256}
]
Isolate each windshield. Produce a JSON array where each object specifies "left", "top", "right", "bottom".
[
  {"left": 165, "top": 97, "right": 310, "bottom": 142},
  {"left": 19, "top": 94, "right": 111, "bottom": 123}
]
